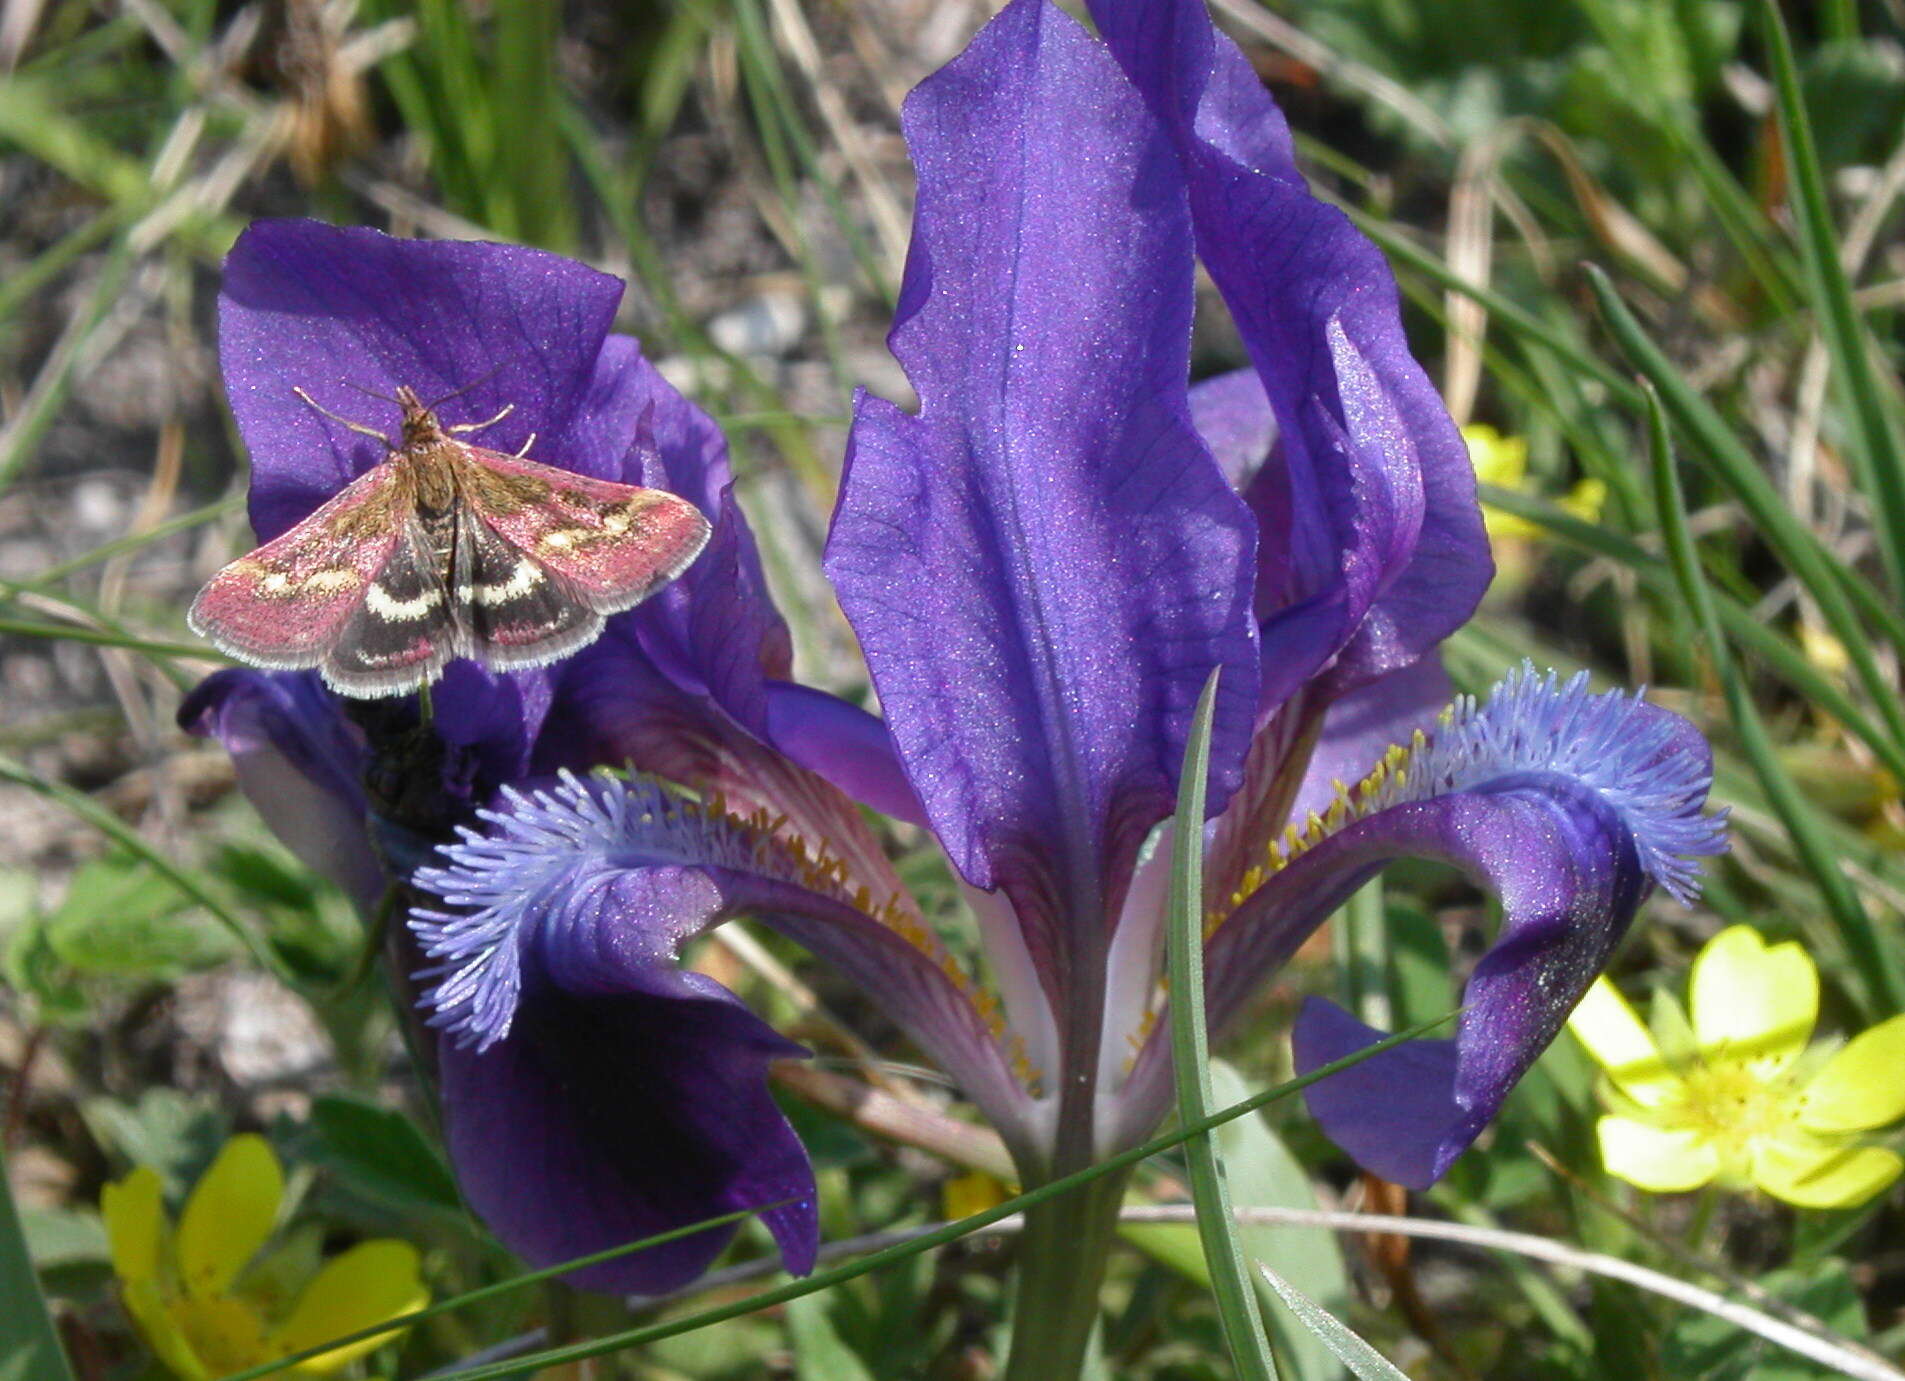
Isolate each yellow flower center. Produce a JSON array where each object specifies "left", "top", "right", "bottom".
[{"left": 1677, "top": 1057, "right": 1801, "bottom": 1170}]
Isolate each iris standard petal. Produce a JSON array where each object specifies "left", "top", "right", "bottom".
[
  {"left": 827, "top": 0, "right": 1258, "bottom": 1002},
  {"left": 177, "top": 1135, "right": 284, "bottom": 1299},
  {"left": 1688, "top": 925, "right": 1818, "bottom": 1078},
  {"left": 218, "top": 220, "right": 630, "bottom": 542},
  {"left": 178, "top": 669, "right": 381, "bottom": 911},
  {"left": 1088, "top": 0, "right": 1490, "bottom": 695},
  {"left": 1118, "top": 667, "right": 1722, "bottom": 1177},
  {"left": 1596, "top": 1115, "right": 1720, "bottom": 1192},
  {"left": 1798, "top": 1014, "right": 1905, "bottom": 1134}
]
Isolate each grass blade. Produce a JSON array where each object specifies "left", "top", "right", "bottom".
[
  {"left": 1586, "top": 266, "right": 1905, "bottom": 755},
  {"left": 1757, "top": 0, "right": 1905, "bottom": 603},
  {"left": 1255, "top": 1263, "right": 1405, "bottom": 1381},
  {"left": 395, "top": 1012, "right": 1458, "bottom": 1381},
  {"left": 1166, "top": 667, "right": 1278, "bottom": 1381},
  {"left": 0, "top": 1144, "right": 77, "bottom": 1381},
  {"left": 1646, "top": 384, "right": 1905, "bottom": 1013}
]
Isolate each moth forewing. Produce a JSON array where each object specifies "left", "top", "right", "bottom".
[
  {"left": 186, "top": 462, "right": 408, "bottom": 668},
  {"left": 187, "top": 386, "right": 713, "bottom": 699}
]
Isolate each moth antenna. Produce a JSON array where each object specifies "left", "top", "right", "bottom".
[
  {"left": 515, "top": 432, "right": 537, "bottom": 457},
  {"left": 425, "top": 367, "right": 505, "bottom": 411},
  {"left": 340, "top": 380, "right": 402, "bottom": 406},
  {"left": 451, "top": 403, "right": 515, "bottom": 436},
  {"left": 292, "top": 387, "right": 394, "bottom": 446}
]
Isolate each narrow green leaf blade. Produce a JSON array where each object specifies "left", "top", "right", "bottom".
[
  {"left": 1166, "top": 667, "right": 1279, "bottom": 1381},
  {"left": 1255, "top": 1263, "right": 1407, "bottom": 1381},
  {"left": 0, "top": 1144, "right": 78, "bottom": 1381},
  {"left": 1646, "top": 383, "right": 1905, "bottom": 1012}
]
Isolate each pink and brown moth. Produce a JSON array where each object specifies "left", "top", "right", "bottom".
[{"left": 189, "top": 386, "right": 711, "bottom": 699}]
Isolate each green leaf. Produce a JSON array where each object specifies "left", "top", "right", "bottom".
[
  {"left": 1165, "top": 667, "right": 1280, "bottom": 1381},
  {"left": 308, "top": 1095, "right": 463, "bottom": 1215},
  {"left": 1255, "top": 1262, "right": 1407, "bottom": 1381},
  {"left": 0, "top": 1145, "right": 77, "bottom": 1381},
  {"left": 1661, "top": 1261, "right": 1866, "bottom": 1380},
  {"left": 1759, "top": 0, "right": 1905, "bottom": 605},
  {"left": 1126, "top": 1061, "right": 1351, "bottom": 1381},
  {"left": 1647, "top": 381, "right": 1905, "bottom": 1013},
  {"left": 44, "top": 853, "right": 234, "bottom": 978},
  {"left": 787, "top": 1291, "right": 878, "bottom": 1381}
]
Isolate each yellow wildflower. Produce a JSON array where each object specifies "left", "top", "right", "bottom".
[
  {"left": 1567, "top": 926, "right": 1905, "bottom": 1208},
  {"left": 1463, "top": 424, "right": 1606, "bottom": 543},
  {"left": 101, "top": 1134, "right": 428, "bottom": 1379}
]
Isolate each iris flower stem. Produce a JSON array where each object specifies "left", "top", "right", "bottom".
[{"left": 999, "top": 1167, "right": 1131, "bottom": 1381}]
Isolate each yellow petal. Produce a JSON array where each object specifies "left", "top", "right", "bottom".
[
  {"left": 1462, "top": 425, "right": 1527, "bottom": 488},
  {"left": 1567, "top": 977, "right": 1683, "bottom": 1108},
  {"left": 1689, "top": 926, "right": 1817, "bottom": 1075},
  {"left": 1749, "top": 1136, "right": 1903, "bottom": 1209},
  {"left": 101, "top": 1165, "right": 165, "bottom": 1286},
  {"left": 273, "top": 1240, "right": 428, "bottom": 1374},
  {"left": 1560, "top": 478, "right": 1607, "bottom": 525},
  {"left": 178, "top": 1135, "right": 284, "bottom": 1299},
  {"left": 1798, "top": 1014, "right": 1905, "bottom": 1134},
  {"left": 1597, "top": 1115, "right": 1719, "bottom": 1192},
  {"left": 120, "top": 1280, "right": 210, "bottom": 1381},
  {"left": 171, "top": 1293, "right": 276, "bottom": 1376}
]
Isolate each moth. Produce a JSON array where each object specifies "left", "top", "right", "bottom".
[{"left": 189, "top": 386, "right": 711, "bottom": 699}]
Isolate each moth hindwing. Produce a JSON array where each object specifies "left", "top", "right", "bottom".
[{"left": 188, "top": 386, "right": 712, "bottom": 699}]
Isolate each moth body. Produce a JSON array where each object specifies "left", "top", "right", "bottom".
[{"left": 188, "top": 387, "right": 711, "bottom": 699}]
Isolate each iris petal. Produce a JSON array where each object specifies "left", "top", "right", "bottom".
[
  {"left": 178, "top": 670, "right": 380, "bottom": 911},
  {"left": 826, "top": 0, "right": 1258, "bottom": 1010},
  {"left": 1087, "top": 0, "right": 1490, "bottom": 697},
  {"left": 219, "top": 220, "right": 628, "bottom": 542},
  {"left": 1119, "top": 666, "right": 1723, "bottom": 1179},
  {"left": 409, "top": 772, "right": 1032, "bottom": 1284}
]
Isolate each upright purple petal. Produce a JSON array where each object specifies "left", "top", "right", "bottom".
[
  {"left": 179, "top": 669, "right": 381, "bottom": 911},
  {"left": 552, "top": 336, "right": 791, "bottom": 743},
  {"left": 826, "top": 0, "right": 1258, "bottom": 1005},
  {"left": 219, "top": 220, "right": 632, "bottom": 541},
  {"left": 1089, "top": 0, "right": 1490, "bottom": 695}
]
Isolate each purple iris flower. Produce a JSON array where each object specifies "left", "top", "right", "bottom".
[{"left": 183, "top": 0, "right": 1724, "bottom": 1312}]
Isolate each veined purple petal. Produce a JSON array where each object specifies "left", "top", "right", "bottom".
[
  {"left": 178, "top": 669, "right": 381, "bottom": 911},
  {"left": 826, "top": 0, "right": 1258, "bottom": 1006},
  {"left": 1088, "top": 0, "right": 1490, "bottom": 696},
  {"left": 1286, "top": 656, "right": 1450, "bottom": 825},
  {"left": 1188, "top": 367, "right": 1276, "bottom": 492},
  {"left": 1112, "top": 666, "right": 1724, "bottom": 1162},
  {"left": 435, "top": 946, "right": 814, "bottom": 1293},
  {"left": 764, "top": 681, "right": 927, "bottom": 828},
  {"left": 411, "top": 772, "right": 1035, "bottom": 1162},
  {"left": 219, "top": 220, "right": 631, "bottom": 541}
]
